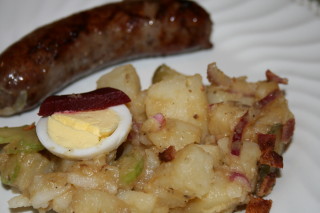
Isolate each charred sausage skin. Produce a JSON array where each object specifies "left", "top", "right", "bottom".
[{"left": 0, "top": 0, "right": 213, "bottom": 116}]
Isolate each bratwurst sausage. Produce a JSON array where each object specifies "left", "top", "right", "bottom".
[{"left": 0, "top": 0, "right": 212, "bottom": 116}]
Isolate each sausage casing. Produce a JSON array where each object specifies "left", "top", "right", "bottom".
[{"left": 0, "top": 0, "right": 213, "bottom": 116}]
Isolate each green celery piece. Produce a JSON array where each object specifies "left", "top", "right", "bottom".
[
  {"left": 120, "top": 158, "right": 144, "bottom": 185},
  {"left": 0, "top": 153, "right": 21, "bottom": 186},
  {"left": 0, "top": 124, "right": 44, "bottom": 153},
  {"left": 1, "top": 162, "right": 20, "bottom": 185},
  {"left": 4, "top": 140, "right": 44, "bottom": 154},
  {"left": 117, "top": 147, "right": 145, "bottom": 186}
]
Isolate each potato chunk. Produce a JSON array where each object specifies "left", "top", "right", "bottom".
[
  {"left": 145, "top": 144, "right": 214, "bottom": 208},
  {"left": 184, "top": 171, "right": 248, "bottom": 213},
  {"left": 0, "top": 152, "right": 54, "bottom": 191},
  {"left": 96, "top": 64, "right": 141, "bottom": 99},
  {"left": 208, "top": 102, "right": 248, "bottom": 139},
  {"left": 96, "top": 64, "right": 146, "bottom": 122},
  {"left": 145, "top": 75, "right": 208, "bottom": 137},
  {"left": 152, "top": 64, "right": 184, "bottom": 84},
  {"left": 72, "top": 189, "right": 129, "bottom": 213},
  {"left": 142, "top": 117, "right": 201, "bottom": 151},
  {"left": 118, "top": 191, "right": 157, "bottom": 213},
  {"left": 28, "top": 173, "right": 70, "bottom": 209}
]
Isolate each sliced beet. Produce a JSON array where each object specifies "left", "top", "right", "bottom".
[{"left": 38, "top": 87, "right": 131, "bottom": 116}]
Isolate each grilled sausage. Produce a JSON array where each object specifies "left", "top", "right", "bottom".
[{"left": 0, "top": 0, "right": 213, "bottom": 116}]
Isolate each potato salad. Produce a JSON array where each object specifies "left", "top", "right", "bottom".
[{"left": 0, "top": 62, "right": 294, "bottom": 213}]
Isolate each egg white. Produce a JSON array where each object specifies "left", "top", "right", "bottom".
[{"left": 36, "top": 105, "right": 132, "bottom": 160}]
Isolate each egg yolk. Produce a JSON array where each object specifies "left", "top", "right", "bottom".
[{"left": 47, "top": 108, "right": 119, "bottom": 149}]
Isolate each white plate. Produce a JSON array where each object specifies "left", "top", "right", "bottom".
[{"left": 1, "top": 0, "right": 320, "bottom": 212}]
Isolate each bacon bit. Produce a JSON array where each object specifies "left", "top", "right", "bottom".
[
  {"left": 246, "top": 197, "right": 272, "bottom": 213},
  {"left": 229, "top": 171, "right": 251, "bottom": 189},
  {"left": 153, "top": 113, "right": 166, "bottom": 129},
  {"left": 260, "top": 151, "right": 283, "bottom": 168},
  {"left": 231, "top": 111, "right": 249, "bottom": 156},
  {"left": 266, "top": 70, "right": 288, "bottom": 84},
  {"left": 257, "top": 133, "right": 283, "bottom": 168},
  {"left": 281, "top": 118, "right": 295, "bottom": 144},
  {"left": 256, "top": 89, "right": 281, "bottom": 109},
  {"left": 257, "top": 133, "right": 276, "bottom": 152},
  {"left": 256, "top": 172, "right": 277, "bottom": 197},
  {"left": 159, "top": 146, "right": 176, "bottom": 162}
]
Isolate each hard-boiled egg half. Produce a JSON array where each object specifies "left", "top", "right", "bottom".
[{"left": 36, "top": 88, "right": 132, "bottom": 160}]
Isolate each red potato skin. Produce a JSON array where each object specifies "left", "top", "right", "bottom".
[{"left": 0, "top": 0, "right": 213, "bottom": 116}]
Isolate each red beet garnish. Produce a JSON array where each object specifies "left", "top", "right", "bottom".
[{"left": 38, "top": 87, "right": 131, "bottom": 116}]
